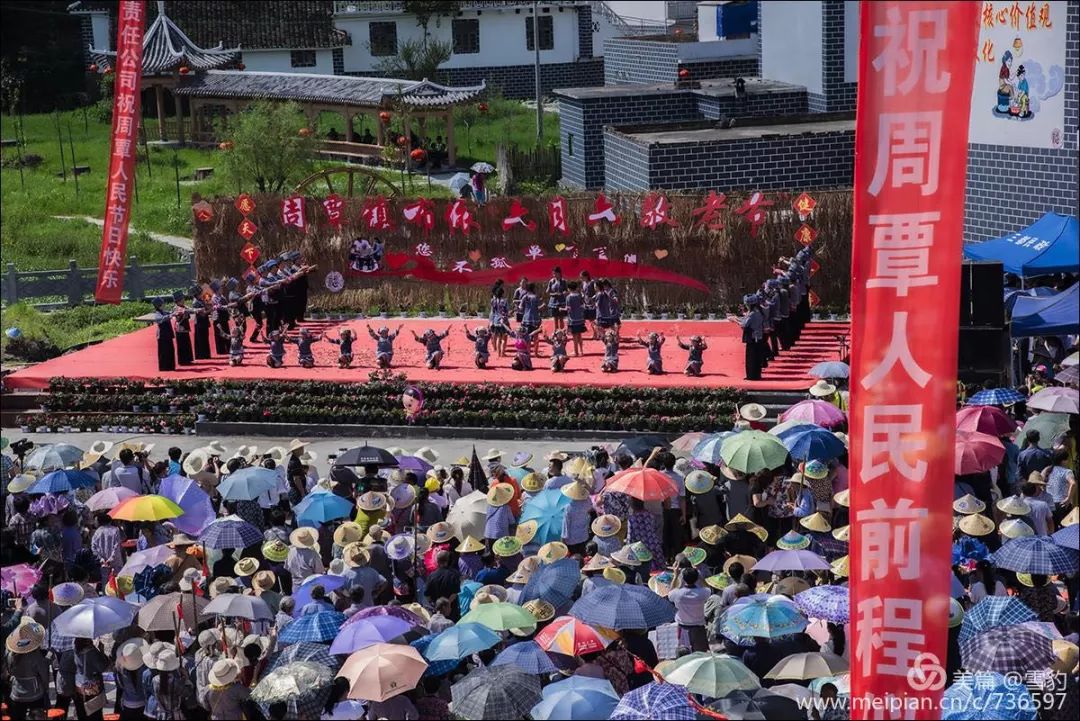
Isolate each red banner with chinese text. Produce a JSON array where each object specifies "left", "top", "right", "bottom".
[
  {"left": 94, "top": 0, "right": 145, "bottom": 303},
  {"left": 849, "top": 2, "right": 979, "bottom": 718}
]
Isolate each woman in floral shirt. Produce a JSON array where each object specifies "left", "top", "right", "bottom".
[{"left": 626, "top": 498, "right": 664, "bottom": 571}]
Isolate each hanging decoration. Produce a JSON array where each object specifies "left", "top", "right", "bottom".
[
  {"left": 235, "top": 194, "right": 256, "bottom": 216},
  {"left": 792, "top": 192, "right": 817, "bottom": 221},
  {"left": 502, "top": 199, "right": 537, "bottom": 231},
  {"left": 794, "top": 224, "right": 818, "bottom": 246},
  {"left": 192, "top": 200, "right": 213, "bottom": 223},
  {"left": 322, "top": 194, "right": 344, "bottom": 228},
  {"left": 237, "top": 218, "right": 258, "bottom": 240},
  {"left": 280, "top": 195, "right": 307, "bottom": 230},
  {"left": 239, "top": 242, "right": 261, "bottom": 266}
]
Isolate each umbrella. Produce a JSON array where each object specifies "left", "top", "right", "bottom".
[
  {"left": 720, "top": 596, "right": 807, "bottom": 640},
  {"left": 110, "top": 495, "right": 184, "bottom": 521},
  {"left": 409, "top": 635, "right": 460, "bottom": 677},
  {"left": 671, "top": 432, "right": 705, "bottom": 453},
  {"left": 753, "top": 550, "right": 830, "bottom": 573},
  {"left": 329, "top": 616, "right": 413, "bottom": 655},
  {"left": 24, "top": 443, "right": 84, "bottom": 471},
  {"left": 609, "top": 682, "right": 695, "bottom": 721},
  {"left": 959, "top": 626, "right": 1055, "bottom": 672},
  {"left": 764, "top": 652, "right": 847, "bottom": 680},
  {"left": 203, "top": 593, "right": 273, "bottom": 622},
  {"left": 339, "top": 642, "right": 426, "bottom": 702},
  {"left": 85, "top": 487, "right": 139, "bottom": 513},
  {"left": 278, "top": 611, "right": 346, "bottom": 645},
  {"left": 809, "top": 361, "right": 850, "bottom": 379},
  {"left": 448, "top": 172, "right": 471, "bottom": 193},
  {"left": 1064, "top": 351, "right": 1079, "bottom": 367},
  {"left": 395, "top": 455, "right": 433, "bottom": 474},
  {"left": 1, "top": 563, "right": 42, "bottom": 596},
  {"left": 1051, "top": 523, "right": 1078, "bottom": 550},
  {"left": 446, "top": 490, "right": 488, "bottom": 542},
  {"left": 138, "top": 592, "right": 209, "bottom": 632},
  {"left": 252, "top": 661, "right": 337, "bottom": 719},
  {"left": 602, "top": 467, "right": 679, "bottom": 501},
  {"left": 335, "top": 444, "right": 398, "bottom": 468},
  {"left": 1028, "top": 386, "right": 1079, "bottom": 414},
  {"left": 291, "top": 576, "right": 348, "bottom": 618},
  {"left": 52, "top": 597, "right": 138, "bottom": 639},
  {"left": 344, "top": 604, "right": 427, "bottom": 628},
  {"left": 991, "top": 536, "right": 1079, "bottom": 575},
  {"left": 518, "top": 489, "right": 571, "bottom": 544},
  {"left": 158, "top": 474, "right": 215, "bottom": 536},
  {"left": 955, "top": 430, "right": 1006, "bottom": 474},
  {"left": 809, "top": 674, "right": 850, "bottom": 695},
  {"left": 470, "top": 161, "right": 495, "bottom": 173},
  {"left": 521, "top": 558, "right": 582, "bottom": 613},
  {"left": 27, "top": 469, "right": 97, "bottom": 495},
  {"left": 767, "top": 684, "right": 813, "bottom": 703},
  {"left": 459, "top": 601, "right": 537, "bottom": 632},
  {"left": 531, "top": 676, "right": 619, "bottom": 720},
  {"left": 958, "top": 597, "right": 1038, "bottom": 643},
  {"left": 720, "top": 431, "right": 789, "bottom": 474},
  {"left": 467, "top": 446, "right": 488, "bottom": 494},
  {"left": 691, "top": 433, "right": 739, "bottom": 464},
  {"left": 119, "top": 544, "right": 173, "bottom": 577},
  {"left": 776, "top": 425, "right": 846, "bottom": 462},
  {"left": 568, "top": 583, "right": 675, "bottom": 630},
  {"left": 1016, "top": 621, "right": 1063, "bottom": 640},
  {"left": 266, "top": 642, "right": 341, "bottom": 675},
  {"left": 424, "top": 623, "right": 500, "bottom": 662},
  {"left": 661, "top": 652, "right": 760, "bottom": 698},
  {"left": 534, "top": 616, "right": 615, "bottom": 656},
  {"left": 217, "top": 467, "right": 278, "bottom": 500},
  {"left": 294, "top": 491, "right": 354, "bottom": 526},
  {"left": 1020, "top": 412, "right": 1070, "bottom": 448},
  {"left": 615, "top": 435, "right": 671, "bottom": 460},
  {"left": 491, "top": 640, "right": 559, "bottom": 674},
  {"left": 768, "top": 420, "right": 813, "bottom": 437},
  {"left": 779, "top": 400, "right": 846, "bottom": 429},
  {"left": 955, "top": 406, "right": 1018, "bottom": 436},
  {"left": 941, "top": 671, "right": 1037, "bottom": 721},
  {"left": 966, "top": 388, "right": 1026, "bottom": 406},
  {"left": 451, "top": 666, "right": 542, "bottom": 721},
  {"left": 1055, "top": 364, "right": 1080, "bottom": 387},
  {"left": 199, "top": 515, "right": 263, "bottom": 550},
  {"left": 793, "top": 586, "right": 849, "bottom": 623}
]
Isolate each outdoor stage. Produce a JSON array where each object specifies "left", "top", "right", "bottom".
[{"left": 5, "top": 318, "right": 849, "bottom": 392}]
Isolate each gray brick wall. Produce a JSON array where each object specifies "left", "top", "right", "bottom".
[
  {"left": 440, "top": 59, "right": 603, "bottom": 100},
  {"left": 332, "top": 48, "right": 344, "bottom": 75},
  {"left": 963, "top": 2, "right": 1079, "bottom": 243},
  {"left": 604, "top": 38, "right": 679, "bottom": 85},
  {"left": 681, "top": 56, "right": 761, "bottom": 82},
  {"left": 80, "top": 16, "right": 95, "bottom": 62},
  {"left": 819, "top": 0, "right": 857, "bottom": 112},
  {"left": 577, "top": 5, "right": 593, "bottom": 59},
  {"left": 696, "top": 89, "right": 808, "bottom": 119}
]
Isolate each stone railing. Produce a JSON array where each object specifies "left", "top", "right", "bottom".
[{"left": 2, "top": 257, "right": 196, "bottom": 309}]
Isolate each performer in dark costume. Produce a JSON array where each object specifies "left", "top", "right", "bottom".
[
  {"left": 173, "top": 290, "right": 193, "bottom": 366},
  {"left": 262, "top": 278, "right": 281, "bottom": 340},
  {"left": 211, "top": 282, "right": 231, "bottom": 356},
  {"left": 152, "top": 297, "right": 176, "bottom": 372},
  {"left": 731, "top": 293, "right": 765, "bottom": 381},
  {"left": 228, "top": 289, "right": 248, "bottom": 341},
  {"left": 191, "top": 294, "right": 212, "bottom": 360},
  {"left": 280, "top": 269, "right": 298, "bottom": 330}
]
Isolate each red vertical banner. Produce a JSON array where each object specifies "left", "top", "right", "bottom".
[
  {"left": 850, "top": 2, "right": 979, "bottom": 718},
  {"left": 94, "top": 0, "right": 146, "bottom": 303}
]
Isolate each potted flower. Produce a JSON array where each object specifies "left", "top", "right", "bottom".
[
  {"left": 437, "top": 305, "right": 448, "bottom": 319},
  {"left": 643, "top": 306, "right": 656, "bottom": 320},
  {"left": 379, "top": 307, "right": 389, "bottom": 319}
]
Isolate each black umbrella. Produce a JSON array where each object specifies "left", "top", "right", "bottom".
[
  {"left": 468, "top": 446, "right": 489, "bottom": 494},
  {"left": 708, "top": 689, "right": 804, "bottom": 721},
  {"left": 615, "top": 435, "right": 671, "bottom": 460},
  {"left": 334, "top": 444, "right": 399, "bottom": 468}
]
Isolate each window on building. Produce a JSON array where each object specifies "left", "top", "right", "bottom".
[
  {"left": 525, "top": 15, "right": 554, "bottom": 51},
  {"left": 452, "top": 18, "right": 480, "bottom": 54},
  {"left": 567, "top": 133, "right": 574, "bottom": 156},
  {"left": 290, "top": 50, "right": 317, "bottom": 68},
  {"left": 369, "top": 21, "right": 397, "bottom": 57}
]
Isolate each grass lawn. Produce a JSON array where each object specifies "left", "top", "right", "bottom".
[{"left": 1, "top": 301, "right": 152, "bottom": 357}]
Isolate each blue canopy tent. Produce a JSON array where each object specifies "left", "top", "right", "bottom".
[
  {"left": 1011, "top": 284, "right": 1079, "bottom": 337},
  {"left": 964, "top": 212, "right": 1079, "bottom": 277},
  {"left": 1004, "top": 286, "right": 1058, "bottom": 315}
]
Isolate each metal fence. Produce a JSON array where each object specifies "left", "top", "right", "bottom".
[{"left": 2, "top": 257, "right": 196, "bottom": 309}]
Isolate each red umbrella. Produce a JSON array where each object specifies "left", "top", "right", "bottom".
[
  {"left": 534, "top": 616, "right": 616, "bottom": 656},
  {"left": 955, "top": 431, "right": 1005, "bottom": 475},
  {"left": 956, "top": 406, "right": 1017, "bottom": 437},
  {"left": 602, "top": 467, "right": 678, "bottom": 501}
]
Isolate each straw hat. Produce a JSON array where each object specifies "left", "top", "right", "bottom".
[
  {"left": 231, "top": 445, "right": 259, "bottom": 462},
  {"left": 830, "top": 555, "right": 849, "bottom": 578},
  {"left": 582, "top": 555, "right": 615, "bottom": 572},
  {"left": 487, "top": 483, "right": 515, "bottom": 507},
  {"left": 952, "top": 494, "right": 986, "bottom": 515},
  {"left": 546, "top": 451, "right": 569, "bottom": 462},
  {"left": 776, "top": 531, "right": 811, "bottom": 550},
  {"left": 333, "top": 522, "right": 364, "bottom": 547},
  {"left": 209, "top": 577, "right": 237, "bottom": 599},
  {"left": 1052, "top": 640, "right": 1079, "bottom": 674},
  {"left": 234, "top": 557, "right": 259, "bottom": 577},
  {"left": 705, "top": 573, "right": 732, "bottom": 591},
  {"left": 724, "top": 555, "right": 758, "bottom": 575},
  {"left": 1026, "top": 471, "right": 1048, "bottom": 485},
  {"left": 1063, "top": 507, "right": 1079, "bottom": 527},
  {"left": 684, "top": 470, "right": 715, "bottom": 495},
  {"left": 299, "top": 450, "right": 318, "bottom": 465},
  {"left": 774, "top": 576, "right": 810, "bottom": 597},
  {"left": 209, "top": 658, "right": 241, "bottom": 686},
  {"left": 252, "top": 570, "right": 277, "bottom": 592},
  {"left": 287, "top": 439, "right": 309, "bottom": 454},
  {"left": 680, "top": 546, "right": 707, "bottom": 567},
  {"left": 343, "top": 542, "right": 371, "bottom": 568},
  {"left": 289, "top": 527, "right": 319, "bottom": 550},
  {"left": 474, "top": 585, "right": 509, "bottom": 605},
  {"left": 453, "top": 456, "right": 471, "bottom": 467},
  {"left": 799, "top": 512, "right": 832, "bottom": 533},
  {"left": 603, "top": 568, "right": 626, "bottom": 584},
  {"left": 739, "top": 403, "right": 768, "bottom": 421},
  {"left": 6, "top": 474, "right": 36, "bottom": 494},
  {"left": 506, "top": 567, "right": 532, "bottom": 585},
  {"left": 80, "top": 440, "right": 114, "bottom": 467},
  {"left": 457, "top": 535, "right": 485, "bottom": 554},
  {"left": 144, "top": 641, "right": 180, "bottom": 672},
  {"left": 178, "top": 568, "right": 204, "bottom": 592},
  {"left": 363, "top": 528, "right": 390, "bottom": 546},
  {"left": 182, "top": 448, "right": 211, "bottom": 476},
  {"left": 611, "top": 546, "right": 641, "bottom": 567},
  {"left": 561, "top": 481, "right": 591, "bottom": 501},
  {"left": 996, "top": 496, "right": 1032, "bottom": 516},
  {"left": 832, "top": 525, "right": 850, "bottom": 542},
  {"left": 115, "top": 440, "right": 155, "bottom": 456},
  {"left": 492, "top": 536, "right": 523, "bottom": 557},
  {"left": 53, "top": 582, "right": 85, "bottom": 607},
  {"left": 592, "top": 515, "right": 621, "bottom": 538},
  {"left": 833, "top": 432, "right": 849, "bottom": 448},
  {"left": 958, "top": 514, "right": 995, "bottom": 537},
  {"left": 521, "top": 473, "right": 544, "bottom": 493},
  {"left": 788, "top": 472, "right": 805, "bottom": 486},
  {"left": 515, "top": 520, "right": 539, "bottom": 545},
  {"left": 523, "top": 599, "right": 556, "bottom": 623},
  {"left": 117, "top": 639, "right": 149, "bottom": 671},
  {"left": 999, "top": 518, "right": 1034, "bottom": 539},
  {"left": 203, "top": 441, "right": 228, "bottom": 457},
  {"left": 427, "top": 522, "right": 454, "bottom": 544},
  {"left": 629, "top": 541, "right": 653, "bottom": 563},
  {"left": 482, "top": 448, "right": 504, "bottom": 461},
  {"left": 265, "top": 446, "right": 287, "bottom": 465},
  {"left": 538, "top": 541, "right": 569, "bottom": 564},
  {"left": 648, "top": 572, "right": 674, "bottom": 598},
  {"left": 803, "top": 461, "right": 828, "bottom": 481},
  {"left": 510, "top": 451, "right": 533, "bottom": 468},
  {"left": 167, "top": 533, "right": 198, "bottom": 549},
  {"left": 698, "top": 525, "right": 727, "bottom": 546},
  {"left": 948, "top": 598, "right": 965, "bottom": 629},
  {"left": 6, "top": 619, "right": 45, "bottom": 654},
  {"left": 833, "top": 489, "right": 850, "bottom": 508},
  {"left": 357, "top": 492, "right": 388, "bottom": 512},
  {"left": 262, "top": 539, "right": 288, "bottom": 563},
  {"left": 402, "top": 603, "right": 432, "bottom": 625},
  {"left": 391, "top": 483, "right": 417, "bottom": 509},
  {"left": 809, "top": 380, "right": 837, "bottom": 397},
  {"left": 414, "top": 447, "right": 439, "bottom": 464}
]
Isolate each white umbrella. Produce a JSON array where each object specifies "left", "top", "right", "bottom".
[
  {"left": 1027, "top": 387, "right": 1079, "bottom": 414},
  {"left": 120, "top": 544, "right": 173, "bottom": 577},
  {"left": 446, "top": 490, "right": 488, "bottom": 542},
  {"left": 25, "top": 443, "right": 85, "bottom": 471},
  {"left": 86, "top": 487, "right": 140, "bottom": 512},
  {"left": 52, "top": 597, "right": 138, "bottom": 639},
  {"left": 765, "top": 652, "right": 848, "bottom": 681},
  {"left": 447, "top": 172, "right": 471, "bottom": 193},
  {"left": 470, "top": 162, "right": 495, "bottom": 173},
  {"left": 1062, "top": 351, "right": 1079, "bottom": 367},
  {"left": 204, "top": 593, "right": 273, "bottom": 621}
]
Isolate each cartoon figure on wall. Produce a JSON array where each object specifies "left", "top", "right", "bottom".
[
  {"left": 990, "top": 41, "right": 1062, "bottom": 123},
  {"left": 348, "top": 237, "right": 384, "bottom": 273}
]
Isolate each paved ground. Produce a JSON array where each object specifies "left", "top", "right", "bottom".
[{"left": 52, "top": 215, "right": 193, "bottom": 253}]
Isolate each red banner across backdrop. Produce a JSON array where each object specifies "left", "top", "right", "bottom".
[
  {"left": 94, "top": 0, "right": 145, "bottom": 303},
  {"left": 849, "top": 2, "right": 979, "bottom": 718}
]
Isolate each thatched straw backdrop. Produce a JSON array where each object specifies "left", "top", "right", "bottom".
[{"left": 192, "top": 190, "right": 853, "bottom": 312}]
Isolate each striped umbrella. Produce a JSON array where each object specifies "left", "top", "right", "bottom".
[
  {"left": 534, "top": 616, "right": 615, "bottom": 657},
  {"left": 199, "top": 515, "right": 262, "bottom": 550},
  {"left": 266, "top": 642, "right": 341, "bottom": 674},
  {"left": 609, "top": 682, "right": 696, "bottom": 721},
  {"left": 277, "top": 611, "right": 346, "bottom": 645},
  {"left": 959, "top": 626, "right": 1055, "bottom": 673},
  {"left": 491, "top": 641, "right": 559, "bottom": 675},
  {"left": 941, "top": 671, "right": 1037, "bottom": 720},
  {"left": 958, "top": 597, "right": 1038, "bottom": 643},
  {"left": 568, "top": 583, "right": 675, "bottom": 630},
  {"left": 991, "top": 536, "right": 1079, "bottom": 575},
  {"left": 966, "top": 388, "right": 1026, "bottom": 406}
]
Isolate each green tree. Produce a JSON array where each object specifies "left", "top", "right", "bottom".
[
  {"left": 375, "top": 37, "right": 451, "bottom": 81},
  {"left": 218, "top": 101, "right": 315, "bottom": 193},
  {"left": 404, "top": 0, "right": 461, "bottom": 44}
]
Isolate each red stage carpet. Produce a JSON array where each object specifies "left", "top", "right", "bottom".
[{"left": 6, "top": 318, "right": 849, "bottom": 391}]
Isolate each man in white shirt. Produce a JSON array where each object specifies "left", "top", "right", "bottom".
[
  {"left": 543, "top": 457, "right": 573, "bottom": 490},
  {"left": 111, "top": 449, "right": 148, "bottom": 494},
  {"left": 667, "top": 568, "right": 712, "bottom": 652}
]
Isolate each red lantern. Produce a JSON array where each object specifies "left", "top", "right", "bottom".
[
  {"left": 88, "top": 63, "right": 98, "bottom": 73},
  {"left": 218, "top": 141, "right": 234, "bottom": 151},
  {"left": 237, "top": 63, "right": 246, "bottom": 71},
  {"left": 298, "top": 127, "right": 312, "bottom": 137},
  {"left": 478, "top": 102, "right": 489, "bottom": 114},
  {"left": 378, "top": 111, "right": 392, "bottom": 124},
  {"left": 678, "top": 68, "right": 690, "bottom": 80},
  {"left": 410, "top": 148, "right": 427, "bottom": 162},
  {"left": 395, "top": 135, "right": 407, "bottom": 147},
  {"left": 178, "top": 65, "right": 190, "bottom": 75}
]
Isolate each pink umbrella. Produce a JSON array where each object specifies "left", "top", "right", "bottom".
[
  {"left": 1027, "top": 387, "right": 1079, "bottom": 414},
  {"left": 672, "top": 432, "right": 705, "bottom": 453},
  {"left": 1, "top": 563, "right": 43, "bottom": 596},
  {"left": 780, "top": 400, "right": 846, "bottom": 429},
  {"left": 85, "top": 487, "right": 140, "bottom": 513},
  {"left": 956, "top": 406, "right": 1017, "bottom": 437},
  {"left": 955, "top": 431, "right": 1005, "bottom": 475}
]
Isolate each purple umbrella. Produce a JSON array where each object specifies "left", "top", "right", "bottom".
[
  {"left": 395, "top": 455, "right": 434, "bottom": 474},
  {"left": 343, "top": 604, "right": 428, "bottom": 629},
  {"left": 328, "top": 616, "right": 413, "bottom": 655},
  {"left": 159, "top": 474, "right": 215, "bottom": 536},
  {"left": 119, "top": 544, "right": 173, "bottom": 576},
  {"left": 291, "top": 574, "right": 348, "bottom": 618},
  {"left": 753, "top": 550, "right": 831, "bottom": 573},
  {"left": 780, "top": 400, "right": 846, "bottom": 429}
]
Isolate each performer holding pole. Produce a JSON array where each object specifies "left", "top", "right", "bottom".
[
  {"left": 729, "top": 294, "right": 764, "bottom": 381},
  {"left": 210, "top": 281, "right": 231, "bottom": 356},
  {"left": 173, "top": 290, "right": 193, "bottom": 366},
  {"left": 151, "top": 297, "right": 177, "bottom": 372},
  {"left": 191, "top": 293, "right": 212, "bottom": 360}
]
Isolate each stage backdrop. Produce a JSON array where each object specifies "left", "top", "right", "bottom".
[{"left": 192, "top": 190, "right": 853, "bottom": 313}]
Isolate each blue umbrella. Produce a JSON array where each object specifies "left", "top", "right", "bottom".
[
  {"left": 28, "top": 469, "right": 96, "bottom": 495},
  {"left": 777, "top": 426, "right": 847, "bottom": 462},
  {"left": 942, "top": 671, "right": 1037, "bottom": 720},
  {"left": 423, "top": 623, "right": 500, "bottom": 662},
  {"left": 609, "top": 682, "right": 696, "bottom": 721},
  {"left": 505, "top": 466, "right": 530, "bottom": 482},
  {"left": 521, "top": 558, "right": 581, "bottom": 613},
  {"left": 991, "top": 536, "right": 1079, "bottom": 575},
  {"left": 809, "top": 361, "right": 850, "bottom": 379},
  {"left": 720, "top": 596, "right": 807, "bottom": 640},
  {"left": 159, "top": 474, "right": 215, "bottom": 536},
  {"left": 199, "top": 515, "right": 263, "bottom": 550},
  {"left": 266, "top": 642, "right": 340, "bottom": 674},
  {"left": 531, "top": 676, "right": 619, "bottom": 720},
  {"left": 691, "top": 433, "right": 738, "bottom": 465},
  {"left": 568, "top": 584, "right": 675, "bottom": 630},
  {"left": 1051, "top": 523, "right": 1078, "bottom": 550},
  {"left": 519, "top": 489, "right": 571, "bottom": 545},
  {"left": 218, "top": 467, "right": 278, "bottom": 501},
  {"left": 294, "top": 491, "right": 354, "bottom": 526},
  {"left": 410, "top": 634, "right": 461, "bottom": 677},
  {"left": 958, "top": 597, "right": 1038, "bottom": 643},
  {"left": 291, "top": 575, "right": 348, "bottom": 618},
  {"left": 277, "top": 611, "right": 346, "bottom": 645},
  {"left": 793, "top": 586, "right": 849, "bottom": 623},
  {"left": 52, "top": 597, "right": 138, "bottom": 639},
  {"left": 458, "top": 581, "right": 482, "bottom": 617},
  {"left": 966, "top": 388, "right": 1026, "bottom": 406},
  {"left": 492, "top": 640, "right": 559, "bottom": 674}
]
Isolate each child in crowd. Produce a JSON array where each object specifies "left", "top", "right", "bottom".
[
  {"left": 637, "top": 332, "right": 665, "bottom": 375},
  {"left": 367, "top": 324, "right": 402, "bottom": 368},
  {"left": 464, "top": 325, "right": 493, "bottom": 369},
  {"left": 413, "top": 328, "right": 452, "bottom": 370},
  {"left": 265, "top": 329, "right": 286, "bottom": 368},
  {"left": 289, "top": 327, "right": 322, "bottom": 369},
  {"left": 600, "top": 329, "right": 620, "bottom": 373},
  {"left": 678, "top": 335, "right": 708, "bottom": 376},
  {"left": 543, "top": 330, "right": 570, "bottom": 373},
  {"left": 564, "top": 281, "right": 586, "bottom": 356},
  {"left": 327, "top": 328, "right": 355, "bottom": 369},
  {"left": 511, "top": 326, "right": 542, "bottom": 371},
  {"left": 227, "top": 326, "right": 245, "bottom": 366}
]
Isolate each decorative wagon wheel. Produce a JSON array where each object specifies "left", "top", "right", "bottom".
[{"left": 292, "top": 166, "right": 402, "bottom": 198}]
